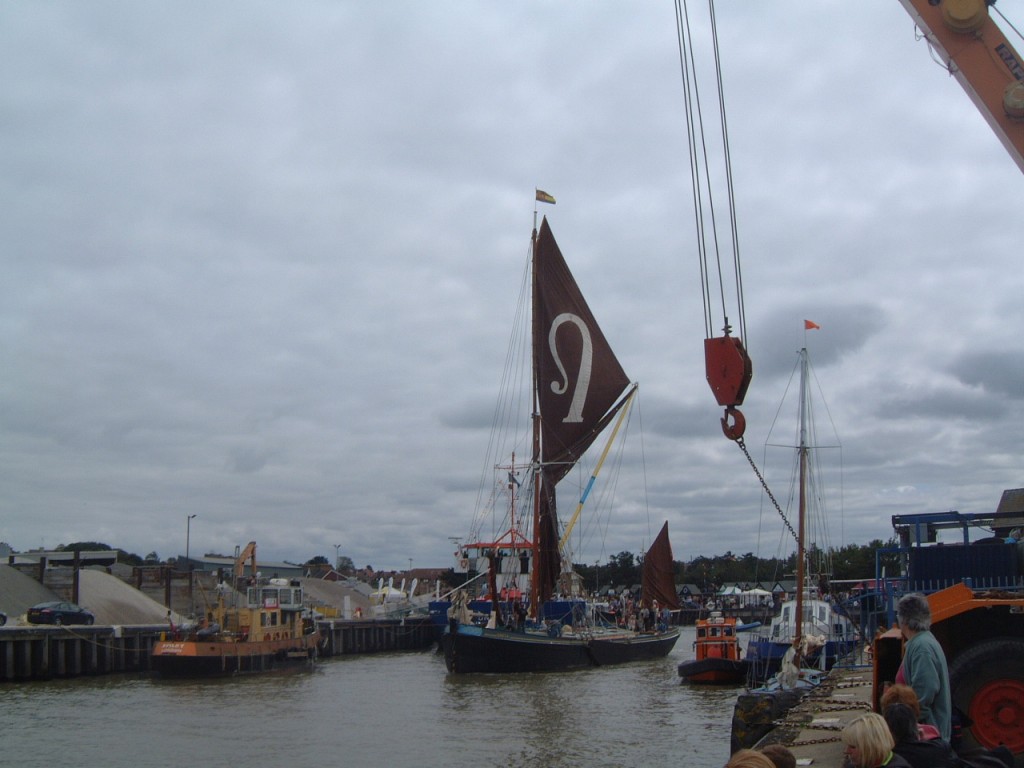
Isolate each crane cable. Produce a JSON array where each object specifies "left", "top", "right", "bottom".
[
  {"left": 673, "top": 1, "right": 795, "bottom": 534},
  {"left": 673, "top": 0, "right": 753, "bottom": 441},
  {"left": 673, "top": 0, "right": 746, "bottom": 345}
]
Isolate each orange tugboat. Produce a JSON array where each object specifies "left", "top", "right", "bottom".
[
  {"left": 152, "top": 542, "right": 319, "bottom": 677},
  {"left": 677, "top": 612, "right": 751, "bottom": 685}
]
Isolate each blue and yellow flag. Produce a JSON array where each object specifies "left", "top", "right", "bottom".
[{"left": 535, "top": 189, "right": 556, "bottom": 204}]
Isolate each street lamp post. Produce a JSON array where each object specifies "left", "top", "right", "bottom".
[
  {"left": 334, "top": 543, "right": 341, "bottom": 573},
  {"left": 186, "top": 514, "right": 197, "bottom": 563},
  {"left": 186, "top": 514, "right": 197, "bottom": 617}
]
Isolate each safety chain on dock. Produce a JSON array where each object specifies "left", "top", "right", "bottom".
[
  {"left": 832, "top": 680, "right": 868, "bottom": 688},
  {"left": 811, "top": 701, "right": 873, "bottom": 712},
  {"left": 771, "top": 702, "right": 870, "bottom": 729},
  {"left": 789, "top": 736, "right": 842, "bottom": 747},
  {"left": 772, "top": 718, "right": 842, "bottom": 730}
]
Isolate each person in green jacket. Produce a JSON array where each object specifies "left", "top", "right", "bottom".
[{"left": 894, "top": 593, "right": 951, "bottom": 741}]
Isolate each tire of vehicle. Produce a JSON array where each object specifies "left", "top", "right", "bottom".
[
  {"left": 53, "top": 616, "right": 63, "bottom": 626},
  {"left": 86, "top": 617, "right": 94, "bottom": 626},
  {"left": 948, "top": 636, "right": 1024, "bottom": 756}
]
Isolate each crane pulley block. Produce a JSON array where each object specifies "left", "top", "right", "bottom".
[
  {"left": 705, "top": 335, "right": 752, "bottom": 441},
  {"left": 704, "top": 335, "right": 752, "bottom": 408}
]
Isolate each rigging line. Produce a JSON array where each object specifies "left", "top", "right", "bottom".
[
  {"left": 675, "top": 0, "right": 730, "bottom": 336},
  {"left": 707, "top": 0, "right": 746, "bottom": 342},
  {"left": 992, "top": 3, "right": 1024, "bottom": 43},
  {"left": 634, "top": 388, "right": 654, "bottom": 544},
  {"left": 675, "top": 0, "right": 713, "bottom": 336},
  {"left": 472, "top": 250, "right": 530, "bottom": 534}
]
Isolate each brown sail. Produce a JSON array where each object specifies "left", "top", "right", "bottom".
[
  {"left": 642, "top": 521, "right": 680, "bottom": 611},
  {"left": 531, "top": 217, "right": 632, "bottom": 605},
  {"left": 533, "top": 217, "right": 631, "bottom": 476}
]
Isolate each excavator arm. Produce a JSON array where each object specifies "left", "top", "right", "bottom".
[
  {"left": 899, "top": 0, "right": 1024, "bottom": 173},
  {"left": 234, "top": 541, "right": 257, "bottom": 580}
]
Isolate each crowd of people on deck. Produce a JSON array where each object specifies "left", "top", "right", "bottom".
[
  {"left": 602, "top": 594, "right": 673, "bottom": 631},
  {"left": 724, "top": 592, "right": 1015, "bottom": 768}
]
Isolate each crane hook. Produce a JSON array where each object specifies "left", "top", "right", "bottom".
[{"left": 720, "top": 406, "right": 746, "bottom": 441}]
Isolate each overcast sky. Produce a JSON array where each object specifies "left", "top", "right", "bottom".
[{"left": 2, "top": 2, "right": 1022, "bottom": 572}]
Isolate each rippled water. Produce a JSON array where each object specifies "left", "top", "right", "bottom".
[{"left": 1, "top": 628, "right": 739, "bottom": 767}]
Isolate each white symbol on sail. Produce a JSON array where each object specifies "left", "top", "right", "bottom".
[{"left": 548, "top": 312, "right": 592, "bottom": 423}]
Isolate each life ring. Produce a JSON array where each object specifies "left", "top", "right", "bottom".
[{"left": 459, "top": 558, "right": 469, "bottom": 569}]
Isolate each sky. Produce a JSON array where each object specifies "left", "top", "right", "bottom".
[{"left": 2, "top": 2, "right": 1022, "bottom": 573}]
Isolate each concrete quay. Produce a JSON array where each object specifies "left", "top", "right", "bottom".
[{"left": 738, "top": 664, "right": 874, "bottom": 766}]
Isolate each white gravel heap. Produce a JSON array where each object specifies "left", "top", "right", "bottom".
[{"left": 78, "top": 569, "right": 185, "bottom": 626}]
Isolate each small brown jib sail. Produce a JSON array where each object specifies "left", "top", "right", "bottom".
[
  {"left": 531, "top": 217, "right": 632, "bottom": 609},
  {"left": 642, "top": 521, "right": 680, "bottom": 611}
]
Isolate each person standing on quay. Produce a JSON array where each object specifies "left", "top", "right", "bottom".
[{"left": 894, "top": 593, "right": 951, "bottom": 742}]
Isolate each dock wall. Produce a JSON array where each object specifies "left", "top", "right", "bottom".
[{"left": 0, "top": 617, "right": 437, "bottom": 682}]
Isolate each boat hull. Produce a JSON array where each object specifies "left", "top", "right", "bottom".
[
  {"left": 151, "top": 633, "right": 319, "bottom": 678},
  {"left": 589, "top": 628, "right": 681, "bottom": 665},
  {"left": 441, "top": 623, "right": 679, "bottom": 674},
  {"left": 677, "top": 656, "right": 749, "bottom": 685},
  {"left": 744, "top": 637, "right": 857, "bottom": 680}
]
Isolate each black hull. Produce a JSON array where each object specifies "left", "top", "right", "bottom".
[
  {"left": 442, "top": 624, "right": 679, "bottom": 674},
  {"left": 589, "top": 629, "right": 681, "bottom": 665},
  {"left": 677, "top": 656, "right": 750, "bottom": 685}
]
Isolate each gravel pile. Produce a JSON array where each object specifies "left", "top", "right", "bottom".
[
  {"left": 0, "top": 565, "right": 59, "bottom": 621},
  {"left": 300, "top": 577, "right": 373, "bottom": 617},
  {"left": 78, "top": 569, "right": 185, "bottom": 626}
]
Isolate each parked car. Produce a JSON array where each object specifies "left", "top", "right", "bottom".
[
  {"left": 26, "top": 601, "right": 95, "bottom": 626},
  {"left": 0, "top": 610, "right": 6, "bottom": 626}
]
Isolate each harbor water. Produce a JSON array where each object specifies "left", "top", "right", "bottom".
[{"left": 1, "top": 627, "right": 739, "bottom": 767}]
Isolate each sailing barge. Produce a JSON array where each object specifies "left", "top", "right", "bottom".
[{"left": 441, "top": 209, "right": 680, "bottom": 673}]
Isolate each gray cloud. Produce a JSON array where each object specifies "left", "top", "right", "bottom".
[{"left": 1, "top": 1, "right": 1022, "bottom": 569}]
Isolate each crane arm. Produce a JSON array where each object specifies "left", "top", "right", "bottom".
[
  {"left": 234, "top": 541, "right": 257, "bottom": 580},
  {"left": 899, "top": 0, "right": 1024, "bottom": 174}
]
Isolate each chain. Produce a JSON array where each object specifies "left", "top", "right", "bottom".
[
  {"left": 735, "top": 436, "right": 798, "bottom": 543},
  {"left": 789, "top": 736, "right": 842, "bottom": 746}
]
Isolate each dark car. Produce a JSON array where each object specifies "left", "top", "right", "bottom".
[
  {"left": 26, "top": 601, "right": 95, "bottom": 626},
  {"left": 0, "top": 610, "right": 6, "bottom": 626}
]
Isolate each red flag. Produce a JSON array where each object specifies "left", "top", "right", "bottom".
[{"left": 804, "top": 320, "right": 820, "bottom": 330}]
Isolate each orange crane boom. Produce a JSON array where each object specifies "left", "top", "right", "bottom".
[{"left": 899, "top": 0, "right": 1024, "bottom": 173}]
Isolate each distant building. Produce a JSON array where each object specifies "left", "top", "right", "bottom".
[
  {"left": 9, "top": 549, "right": 117, "bottom": 568},
  {"left": 176, "top": 554, "right": 305, "bottom": 580}
]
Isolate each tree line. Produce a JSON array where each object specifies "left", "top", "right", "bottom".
[
  {"left": 46, "top": 538, "right": 899, "bottom": 591},
  {"left": 569, "top": 538, "right": 900, "bottom": 594}
]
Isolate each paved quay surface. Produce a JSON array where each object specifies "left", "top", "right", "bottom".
[{"left": 756, "top": 665, "right": 874, "bottom": 766}]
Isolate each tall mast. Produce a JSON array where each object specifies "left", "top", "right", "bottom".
[
  {"left": 529, "top": 223, "right": 542, "bottom": 619},
  {"left": 793, "top": 347, "right": 809, "bottom": 665}
]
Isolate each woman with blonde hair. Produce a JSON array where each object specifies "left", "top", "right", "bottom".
[
  {"left": 723, "top": 748, "right": 775, "bottom": 768},
  {"left": 841, "top": 712, "right": 912, "bottom": 768}
]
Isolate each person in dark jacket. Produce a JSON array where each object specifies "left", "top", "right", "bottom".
[{"left": 883, "top": 703, "right": 958, "bottom": 768}]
